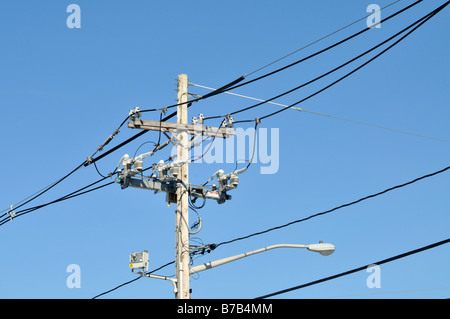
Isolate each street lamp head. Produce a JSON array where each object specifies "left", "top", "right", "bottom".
[{"left": 307, "top": 242, "right": 336, "bottom": 256}]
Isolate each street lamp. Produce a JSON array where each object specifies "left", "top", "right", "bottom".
[
  {"left": 190, "top": 241, "right": 335, "bottom": 274},
  {"left": 134, "top": 241, "right": 335, "bottom": 296}
]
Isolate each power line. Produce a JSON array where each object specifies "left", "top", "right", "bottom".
[
  {"left": 0, "top": 176, "right": 114, "bottom": 227},
  {"left": 224, "top": 0, "right": 424, "bottom": 92},
  {"left": 255, "top": 237, "right": 450, "bottom": 299},
  {"left": 4, "top": 0, "right": 443, "bottom": 300},
  {"left": 138, "top": 76, "right": 246, "bottom": 115},
  {"left": 0, "top": 175, "right": 79, "bottom": 216},
  {"left": 6, "top": 11, "right": 420, "bottom": 223},
  {"left": 0, "top": 1, "right": 427, "bottom": 222},
  {"left": 135, "top": 1, "right": 407, "bottom": 115},
  {"left": 244, "top": 0, "right": 402, "bottom": 77},
  {"left": 85, "top": 162, "right": 450, "bottom": 297},
  {"left": 89, "top": 159, "right": 450, "bottom": 298},
  {"left": 191, "top": 82, "right": 450, "bottom": 144},
  {"left": 310, "top": 286, "right": 450, "bottom": 299},
  {"left": 203, "top": 4, "right": 442, "bottom": 122},
  {"left": 0, "top": 152, "right": 183, "bottom": 227},
  {"left": 0, "top": 161, "right": 87, "bottom": 222},
  {"left": 234, "top": 1, "right": 449, "bottom": 124},
  {"left": 92, "top": 260, "right": 175, "bottom": 299},
  {"left": 98, "top": 164, "right": 450, "bottom": 297},
  {"left": 81, "top": 0, "right": 426, "bottom": 169},
  {"left": 214, "top": 164, "right": 450, "bottom": 248}
]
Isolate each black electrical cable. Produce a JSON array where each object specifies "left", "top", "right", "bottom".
[
  {"left": 222, "top": 0, "right": 423, "bottom": 93},
  {"left": 189, "top": 186, "right": 207, "bottom": 210},
  {"left": 247, "top": 120, "right": 259, "bottom": 169},
  {"left": 83, "top": 1, "right": 423, "bottom": 168},
  {"left": 156, "top": 111, "right": 163, "bottom": 147},
  {"left": 190, "top": 119, "right": 227, "bottom": 164},
  {"left": 8, "top": 1, "right": 423, "bottom": 216},
  {"left": 204, "top": 5, "right": 438, "bottom": 121},
  {"left": 255, "top": 238, "right": 450, "bottom": 299},
  {"left": 244, "top": 0, "right": 402, "bottom": 78},
  {"left": 234, "top": 1, "right": 448, "bottom": 124},
  {"left": 0, "top": 176, "right": 113, "bottom": 227},
  {"left": 82, "top": 0, "right": 425, "bottom": 169},
  {"left": 214, "top": 164, "right": 450, "bottom": 249},
  {"left": 88, "top": 160, "right": 450, "bottom": 298},
  {"left": 139, "top": 76, "right": 246, "bottom": 114},
  {"left": 86, "top": 74, "right": 244, "bottom": 166},
  {"left": 93, "top": 161, "right": 109, "bottom": 179},
  {"left": 0, "top": 161, "right": 166, "bottom": 227},
  {"left": 0, "top": 161, "right": 87, "bottom": 221},
  {"left": 92, "top": 260, "right": 176, "bottom": 299}
]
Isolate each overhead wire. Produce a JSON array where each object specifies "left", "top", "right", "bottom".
[
  {"left": 311, "top": 286, "right": 450, "bottom": 299},
  {"left": 233, "top": 1, "right": 449, "bottom": 124},
  {"left": 203, "top": 4, "right": 441, "bottom": 122},
  {"left": 88, "top": 159, "right": 450, "bottom": 298},
  {"left": 213, "top": 163, "right": 450, "bottom": 249},
  {"left": 255, "top": 237, "right": 450, "bottom": 299},
  {"left": 0, "top": 161, "right": 87, "bottom": 222},
  {"left": 190, "top": 83, "right": 450, "bottom": 144},
  {"left": 0, "top": 175, "right": 80, "bottom": 216},
  {"left": 81, "top": 1, "right": 423, "bottom": 169},
  {"left": 2, "top": 1, "right": 425, "bottom": 221},
  {"left": 92, "top": 260, "right": 176, "bottom": 299},
  {"left": 5, "top": 0, "right": 445, "bottom": 299},
  {"left": 190, "top": 119, "right": 227, "bottom": 164},
  {"left": 222, "top": 0, "right": 423, "bottom": 92},
  {"left": 138, "top": 76, "right": 246, "bottom": 114},
  {"left": 0, "top": 155, "right": 173, "bottom": 227},
  {"left": 77, "top": 1, "right": 447, "bottom": 299},
  {"left": 244, "top": 0, "right": 402, "bottom": 78},
  {"left": 0, "top": 175, "right": 113, "bottom": 227}
]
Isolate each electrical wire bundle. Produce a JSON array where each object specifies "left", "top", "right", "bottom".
[{"left": 1, "top": 0, "right": 449, "bottom": 300}]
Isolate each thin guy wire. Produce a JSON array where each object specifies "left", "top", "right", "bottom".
[
  {"left": 245, "top": 0, "right": 402, "bottom": 77},
  {"left": 190, "top": 83, "right": 450, "bottom": 144}
]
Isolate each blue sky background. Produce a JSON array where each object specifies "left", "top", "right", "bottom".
[{"left": 0, "top": 0, "right": 449, "bottom": 299}]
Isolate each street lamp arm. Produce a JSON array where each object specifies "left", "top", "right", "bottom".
[
  {"left": 190, "top": 244, "right": 310, "bottom": 275},
  {"left": 141, "top": 273, "right": 178, "bottom": 294}
]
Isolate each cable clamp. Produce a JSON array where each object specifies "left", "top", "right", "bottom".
[
  {"left": 255, "top": 117, "right": 261, "bottom": 125},
  {"left": 8, "top": 205, "right": 16, "bottom": 221}
]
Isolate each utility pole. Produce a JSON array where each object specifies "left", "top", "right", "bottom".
[
  {"left": 120, "top": 73, "right": 236, "bottom": 298},
  {"left": 175, "top": 73, "right": 190, "bottom": 299},
  {"left": 116, "top": 74, "right": 338, "bottom": 299}
]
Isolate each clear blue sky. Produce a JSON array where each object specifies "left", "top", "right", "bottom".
[{"left": 0, "top": 0, "right": 449, "bottom": 299}]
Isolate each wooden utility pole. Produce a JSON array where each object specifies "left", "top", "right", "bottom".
[
  {"left": 175, "top": 74, "right": 190, "bottom": 299},
  {"left": 124, "top": 74, "right": 236, "bottom": 298}
]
